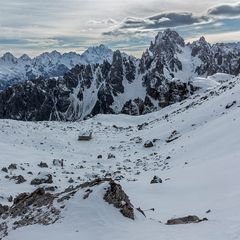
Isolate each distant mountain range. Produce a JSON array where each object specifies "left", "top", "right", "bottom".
[
  {"left": 0, "top": 44, "right": 113, "bottom": 90},
  {"left": 0, "top": 29, "right": 239, "bottom": 121}
]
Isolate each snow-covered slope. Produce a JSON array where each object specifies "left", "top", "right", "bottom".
[
  {"left": 0, "top": 45, "right": 113, "bottom": 90},
  {"left": 190, "top": 73, "right": 235, "bottom": 92},
  {"left": 0, "top": 76, "right": 240, "bottom": 239}
]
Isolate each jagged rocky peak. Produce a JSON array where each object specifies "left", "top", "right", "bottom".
[
  {"left": 199, "top": 36, "right": 207, "bottom": 43},
  {"left": 81, "top": 44, "right": 113, "bottom": 64},
  {"left": 62, "top": 51, "right": 81, "bottom": 60},
  {"left": 84, "top": 44, "right": 110, "bottom": 53},
  {"left": 190, "top": 36, "right": 212, "bottom": 57},
  {"left": 34, "top": 50, "right": 62, "bottom": 64},
  {"left": 97, "top": 44, "right": 111, "bottom": 52},
  {"left": 49, "top": 50, "right": 62, "bottom": 58},
  {"left": 150, "top": 29, "right": 185, "bottom": 54},
  {"left": 0, "top": 52, "right": 18, "bottom": 64},
  {"left": 112, "top": 50, "right": 122, "bottom": 63},
  {"left": 140, "top": 29, "right": 185, "bottom": 73},
  {"left": 19, "top": 54, "right": 32, "bottom": 62},
  {"left": 109, "top": 50, "right": 124, "bottom": 94},
  {"left": 154, "top": 29, "right": 185, "bottom": 46}
]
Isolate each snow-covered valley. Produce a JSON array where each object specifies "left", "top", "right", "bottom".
[{"left": 0, "top": 76, "right": 240, "bottom": 240}]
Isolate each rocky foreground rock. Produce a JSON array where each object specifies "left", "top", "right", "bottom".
[
  {"left": 104, "top": 180, "right": 134, "bottom": 220},
  {"left": 0, "top": 178, "right": 135, "bottom": 239}
]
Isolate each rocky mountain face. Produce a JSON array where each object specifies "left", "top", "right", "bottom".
[
  {"left": 190, "top": 37, "right": 240, "bottom": 76},
  {"left": 0, "top": 29, "right": 240, "bottom": 121},
  {"left": 0, "top": 45, "right": 113, "bottom": 90}
]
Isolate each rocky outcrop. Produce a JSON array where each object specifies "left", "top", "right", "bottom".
[
  {"left": 144, "top": 140, "right": 154, "bottom": 148},
  {"left": 0, "top": 205, "right": 9, "bottom": 217},
  {"left": 30, "top": 173, "right": 53, "bottom": 185},
  {"left": 0, "top": 188, "right": 59, "bottom": 239},
  {"left": 150, "top": 176, "right": 162, "bottom": 184},
  {"left": 10, "top": 175, "right": 26, "bottom": 184},
  {"left": 104, "top": 180, "right": 134, "bottom": 220},
  {"left": 190, "top": 38, "right": 240, "bottom": 76},
  {"left": 166, "top": 215, "right": 208, "bottom": 225},
  {"left": 58, "top": 178, "right": 135, "bottom": 220},
  {"left": 140, "top": 29, "right": 185, "bottom": 74}
]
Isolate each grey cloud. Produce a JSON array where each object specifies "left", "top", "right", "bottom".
[
  {"left": 1, "top": 0, "right": 240, "bottom": 56},
  {"left": 104, "top": 12, "right": 210, "bottom": 36},
  {"left": 207, "top": 2, "right": 240, "bottom": 17},
  {"left": 147, "top": 12, "right": 209, "bottom": 28}
]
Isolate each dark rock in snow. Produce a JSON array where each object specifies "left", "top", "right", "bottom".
[
  {"left": 144, "top": 141, "right": 154, "bottom": 148},
  {"left": 68, "top": 178, "right": 74, "bottom": 183},
  {"left": 0, "top": 204, "right": 9, "bottom": 216},
  {"left": 166, "top": 130, "right": 181, "bottom": 143},
  {"left": 7, "top": 196, "right": 13, "bottom": 202},
  {"left": 8, "top": 188, "right": 59, "bottom": 230},
  {"left": 30, "top": 174, "right": 53, "bottom": 185},
  {"left": 83, "top": 189, "right": 93, "bottom": 200},
  {"left": 104, "top": 180, "right": 134, "bottom": 220},
  {"left": 1, "top": 167, "right": 8, "bottom": 173},
  {"left": 38, "top": 162, "right": 48, "bottom": 168},
  {"left": 8, "top": 164, "right": 17, "bottom": 170},
  {"left": 150, "top": 176, "right": 163, "bottom": 184},
  {"left": 53, "top": 159, "right": 64, "bottom": 167},
  {"left": 10, "top": 175, "right": 26, "bottom": 184},
  {"left": 166, "top": 215, "right": 208, "bottom": 225},
  {"left": 108, "top": 153, "right": 116, "bottom": 159},
  {"left": 225, "top": 101, "right": 237, "bottom": 109}
]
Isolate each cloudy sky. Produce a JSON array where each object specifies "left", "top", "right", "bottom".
[{"left": 0, "top": 0, "right": 240, "bottom": 57}]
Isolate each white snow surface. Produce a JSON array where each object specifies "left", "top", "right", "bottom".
[
  {"left": 0, "top": 77, "right": 240, "bottom": 240},
  {"left": 190, "top": 73, "right": 235, "bottom": 92}
]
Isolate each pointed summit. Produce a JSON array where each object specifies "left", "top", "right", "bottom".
[
  {"left": 153, "top": 29, "right": 185, "bottom": 48},
  {"left": 199, "top": 36, "right": 206, "bottom": 42},
  {"left": 190, "top": 35, "right": 212, "bottom": 58},
  {"left": 140, "top": 29, "right": 185, "bottom": 73},
  {"left": 191, "top": 36, "right": 210, "bottom": 47},
  {"left": 49, "top": 50, "right": 62, "bottom": 58},
  {"left": 147, "top": 29, "right": 185, "bottom": 60},
  {"left": 1, "top": 52, "right": 17, "bottom": 64},
  {"left": 81, "top": 44, "right": 113, "bottom": 64},
  {"left": 19, "top": 54, "right": 31, "bottom": 62}
]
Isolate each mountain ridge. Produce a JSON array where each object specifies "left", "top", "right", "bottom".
[
  {"left": 0, "top": 29, "right": 239, "bottom": 121},
  {"left": 0, "top": 45, "right": 114, "bottom": 90}
]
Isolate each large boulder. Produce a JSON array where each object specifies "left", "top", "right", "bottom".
[
  {"left": 30, "top": 173, "right": 53, "bottom": 185},
  {"left": 150, "top": 176, "right": 163, "bottom": 184},
  {"left": 166, "top": 215, "right": 207, "bottom": 225},
  {"left": 103, "top": 180, "right": 134, "bottom": 220}
]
